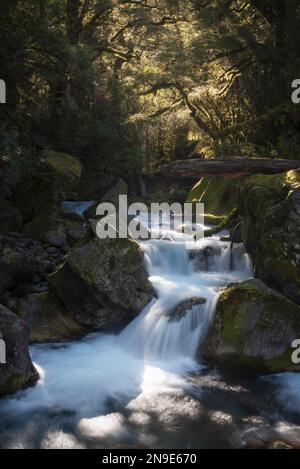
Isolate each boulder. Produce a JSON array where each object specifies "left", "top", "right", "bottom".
[
  {"left": 0, "top": 200, "right": 22, "bottom": 235},
  {"left": 23, "top": 205, "right": 90, "bottom": 246},
  {"left": 0, "top": 233, "right": 65, "bottom": 298},
  {"left": 16, "top": 293, "right": 87, "bottom": 343},
  {"left": 239, "top": 170, "right": 300, "bottom": 304},
  {"left": 202, "top": 279, "right": 300, "bottom": 373},
  {"left": 49, "top": 237, "right": 153, "bottom": 330},
  {"left": 0, "top": 304, "right": 38, "bottom": 396}
]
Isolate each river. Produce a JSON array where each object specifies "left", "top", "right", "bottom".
[{"left": 1, "top": 213, "right": 300, "bottom": 449}]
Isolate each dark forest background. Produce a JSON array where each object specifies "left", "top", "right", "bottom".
[{"left": 1, "top": 0, "right": 300, "bottom": 199}]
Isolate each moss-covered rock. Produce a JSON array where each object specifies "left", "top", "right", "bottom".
[
  {"left": 0, "top": 304, "right": 38, "bottom": 397},
  {"left": 23, "top": 204, "right": 90, "bottom": 246},
  {"left": 43, "top": 150, "right": 82, "bottom": 191},
  {"left": 202, "top": 279, "right": 300, "bottom": 374},
  {"left": 187, "top": 176, "right": 242, "bottom": 218},
  {"left": 239, "top": 170, "right": 300, "bottom": 304},
  {"left": 17, "top": 293, "right": 87, "bottom": 343},
  {"left": 0, "top": 200, "right": 22, "bottom": 235},
  {"left": 49, "top": 236, "right": 153, "bottom": 331}
]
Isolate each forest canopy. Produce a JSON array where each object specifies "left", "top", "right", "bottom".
[{"left": 1, "top": 0, "right": 300, "bottom": 196}]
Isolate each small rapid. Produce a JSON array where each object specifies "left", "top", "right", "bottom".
[{"left": 4, "top": 212, "right": 298, "bottom": 449}]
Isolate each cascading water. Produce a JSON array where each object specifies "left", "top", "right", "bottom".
[{"left": 0, "top": 213, "right": 261, "bottom": 449}]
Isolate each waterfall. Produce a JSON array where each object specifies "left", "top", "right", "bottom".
[
  {"left": 0, "top": 212, "right": 253, "bottom": 428},
  {"left": 118, "top": 215, "right": 253, "bottom": 365}
]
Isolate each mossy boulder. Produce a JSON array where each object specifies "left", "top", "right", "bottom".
[
  {"left": 49, "top": 237, "right": 153, "bottom": 331},
  {"left": 43, "top": 150, "right": 82, "bottom": 191},
  {"left": 0, "top": 304, "right": 38, "bottom": 397},
  {"left": 202, "top": 279, "right": 300, "bottom": 374},
  {"left": 23, "top": 204, "right": 90, "bottom": 246},
  {"left": 187, "top": 176, "right": 242, "bottom": 219},
  {"left": 0, "top": 200, "right": 22, "bottom": 235},
  {"left": 17, "top": 293, "right": 87, "bottom": 343},
  {"left": 14, "top": 150, "right": 82, "bottom": 223},
  {"left": 239, "top": 170, "right": 300, "bottom": 304}
]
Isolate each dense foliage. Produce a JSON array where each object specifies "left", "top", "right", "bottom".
[{"left": 0, "top": 0, "right": 300, "bottom": 195}]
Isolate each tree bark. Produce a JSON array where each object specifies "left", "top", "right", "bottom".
[{"left": 160, "top": 158, "right": 300, "bottom": 179}]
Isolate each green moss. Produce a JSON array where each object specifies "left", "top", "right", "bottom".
[
  {"left": 0, "top": 370, "right": 39, "bottom": 397},
  {"left": 207, "top": 280, "right": 300, "bottom": 373},
  {"left": 187, "top": 176, "right": 241, "bottom": 217},
  {"left": 42, "top": 150, "right": 82, "bottom": 187}
]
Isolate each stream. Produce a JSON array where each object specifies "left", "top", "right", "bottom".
[{"left": 1, "top": 212, "right": 300, "bottom": 449}]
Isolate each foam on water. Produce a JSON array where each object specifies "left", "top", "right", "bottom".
[{"left": 268, "top": 373, "right": 300, "bottom": 415}]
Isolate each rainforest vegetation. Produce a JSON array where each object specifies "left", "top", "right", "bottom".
[{"left": 1, "top": 0, "right": 300, "bottom": 197}]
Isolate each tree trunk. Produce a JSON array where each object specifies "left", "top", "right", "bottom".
[{"left": 160, "top": 158, "right": 300, "bottom": 179}]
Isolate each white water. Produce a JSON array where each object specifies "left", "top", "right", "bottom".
[{"left": 0, "top": 213, "right": 256, "bottom": 447}]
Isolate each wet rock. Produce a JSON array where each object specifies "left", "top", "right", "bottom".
[
  {"left": 167, "top": 297, "right": 206, "bottom": 321},
  {"left": 0, "top": 304, "right": 38, "bottom": 396},
  {"left": 208, "top": 411, "right": 234, "bottom": 426},
  {"left": 189, "top": 246, "right": 216, "bottom": 272},
  {"left": 16, "top": 293, "right": 87, "bottom": 343},
  {"left": 49, "top": 236, "right": 153, "bottom": 331},
  {"left": 202, "top": 279, "right": 300, "bottom": 373},
  {"left": 268, "top": 441, "right": 293, "bottom": 450}
]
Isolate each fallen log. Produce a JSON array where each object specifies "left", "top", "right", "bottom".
[{"left": 160, "top": 158, "right": 300, "bottom": 179}]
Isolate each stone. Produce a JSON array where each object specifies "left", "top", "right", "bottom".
[
  {"left": 16, "top": 293, "right": 87, "bottom": 343},
  {"left": 239, "top": 170, "right": 300, "bottom": 304},
  {"left": 202, "top": 279, "right": 300, "bottom": 373},
  {"left": 23, "top": 205, "right": 87, "bottom": 246},
  {"left": 0, "top": 304, "right": 38, "bottom": 396},
  {"left": 49, "top": 236, "right": 153, "bottom": 331},
  {"left": 167, "top": 297, "right": 206, "bottom": 321}
]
